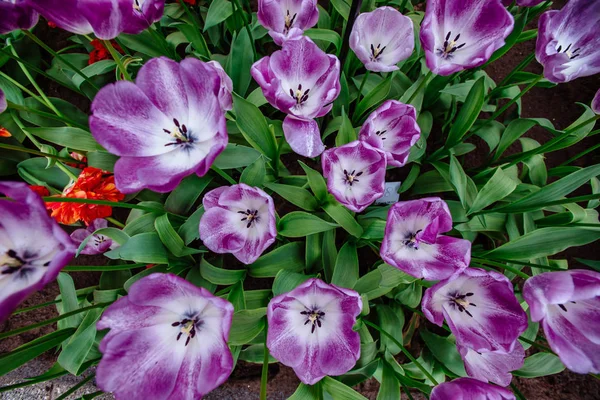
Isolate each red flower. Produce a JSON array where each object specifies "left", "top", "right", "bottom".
[
  {"left": 0, "top": 127, "right": 12, "bottom": 137},
  {"left": 46, "top": 167, "right": 125, "bottom": 225},
  {"left": 183, "top": 0, "right": 197, "bottom": 4},
  {"left": 89, "top": 39, "right": 124, "bottom": 65},
  {"left": 29, "top": 185, "right": 50, "bottom": 197},
  {"left": 47, "top": 21, "right": 57, "bottom": 28},
  {"left": 66, "top": 152, "right": 88, "bottom": 169}
]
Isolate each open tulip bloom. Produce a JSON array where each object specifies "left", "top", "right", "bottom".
[
  {"left": 458, "top": 342, "right": 525, "bottom": 387},
  {"left": 593, "top": 88, "right": 600, "bottom": 114},
  {"left": 0, "top": 0, "right": 38, "bottom": 34},
  {"left": 535, "top": 0, "right": 600, "bottom": 83},
  {"left": 380, "top": 197, "right": 471, "bottom": 280},
  {"left": 0, "top": 88, "right": 6, "bottom": 114},
  {"left": 422, "top": 268, "right": 528, "bottom": 352},
  {"left": 90, "top": 57, "right": 228, "bottom": 193},
  {"left": 0, "top": 182, "right": 75, "bottom": 322},
  {"left": 199, "top": 184, "right": 277, "bottom": 265},
  {"left": 523, "top": 270, "right": 600, "bottom": 374},
  {"left": 29, "top": 0, "right": 164, "bottom": 39},
  {"left": 257, "top": 0, "right": 319, "bottom": 45},
  {"left": 251, "top": 36, "right": 340, "bottom": 158},
  {"left": 420, "top": 0, "right": 514, "bottom": 76},
  {"left": 70, "top": 218, "right": 115, "bottom": 255},
  {"left": 321, "top": 140, "right": 386, "bottom": 213},
  {"left": 267, "top": 278, "right": 362, "bottom": 385},
  {"left": 96, "top": 273, "right": 234, "bottom": 399},
  {"left": 349, "top": 7, "right": 414, "bottom": 72},
  {"left": 358, "top": 100, "right": 421, "bottom": 167},
  {"left": 431, "top": 377, "right": 516, "bottom": 400}
]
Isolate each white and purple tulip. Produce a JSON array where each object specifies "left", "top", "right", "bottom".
[
  {"left": 523, "top": 270, "right": 600, "bottom": 374},
  {"left": 0, "top": 182, "right": 75, "bottom": 322},
  {"left": 70, "top": 218, "right": 115, "bottom": 255},
  {"left": 431, "top": 377, "right": 516, "bottom": 400},
  {"left": 420, "top": 0, "right": 514, "bottom": 76},
  {"left": 349, "top": 7, "right": 415, "bottom": 72},
  {"left": 96, "top": 273, "right": 234, "bottom": 399},
  {"left": 358, "top": 100, "right": 421, "bottom": 167},
  {"left": 251, "top": 36, "right": 340, "bottom": 158},
  {"left": 257, "top": 0, "right": 319, "bottom": 45},
  {"left": 267, "top": 278, "right": 362, "bottom": 385},
  {"left": 90, "top": 57, "right": 228, "bottom": 193},
  {"left": 0, "top": 0, "right": 38, "bottom": 34},
  {"left": 380, "top": 198, "right": 471, "bottom": 280},
  {"left": 593, "top": 89, "right": 600, "bottom": 114},
  {"left": 458, "top": 342, "right": 525, "bottom": 387},
  {"left": 199, "top": 184, "right": 277, "bottom": 265},
  {"left": 0, "top": 88, "right": 6, "bottom": 114}
]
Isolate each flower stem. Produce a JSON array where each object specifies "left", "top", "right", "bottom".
[
  {"left": 106, "top": 216, "right": 126, "bottom": 228},
  {"left": 211, "top": 165, "right": 237, "bottom": 185},
  {"left": 0, "top": 143, "right": 74, "bottom": 162},
  {"left": 56, "top": 162, "right": 79, "bottom": 181},
  {"left": 338, "top": 0, "right": 364, "bottom": 70},
  {"left": 356, "top": 70, "right": 370, "bottom": 105},
  {"left": 471, "top": 258, "right": 530, "bottom": 279},
  {"left": 229, "top": 0, "right": 257, "bottom": 60},
  {"left": 0, "top": 71, "right": 45, "bottom": 105},
  {"left": 6, "top": 101, "right": 89, "bottom": 130},
  {"left": 259, "top": 344, "right": 270, "bottom": 400},
  {"left": 24, "top": 30, "right": 99, "bottom": 91},
  {"left": 363, "top": 320, "right": 439, "bottom": 385},
  {"left": 104, "top": 40, "right": 132, "bottom": 81}
]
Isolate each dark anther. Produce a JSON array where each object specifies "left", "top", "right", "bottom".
[
  {"left": 238, "top": 209, "right": 260, "bottom": 228},
  {"left": 344, "top": 170, "right": 363, "bottom": 186},
  {"left": 370, "top": 43, "right": 386, "bottom": 61},
  {"left": 559, "top": 304, "right": 568, "bottom": 312},
  {"left": 301, "top": 309, "right": 325, "bottom": 334},
  {"left": 449, "top": 291, "right": 476, "bottom": 317},
  {"left": 174, "top": 318, "right": 199, "bottom": 346},
  {"left": 438, "top": 31, "right": 466, "bottom": 60},
  {"left": 285, "top": 10, "right": 297, "bottom": 30}
]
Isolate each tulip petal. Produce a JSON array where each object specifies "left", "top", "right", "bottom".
[{"left": 283, "top": 116, "right": 325, "bottom": 158}]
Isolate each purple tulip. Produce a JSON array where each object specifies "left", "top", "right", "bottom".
[
  {"left": 422, "top": 268, "right": 528, "bottom": 352},
  {"left": 350, "top": 7, "right": 414, "bottom": 72},
  {"left": 431, "top": 377, "right": 515, "bottom": 400},
  {"left": 321, "top": 141, "right": 386, "bottom": 213},
  {"left": 70, "top": 218, "right": 115, "bottom": 255},
  {"left": 502, "top": 0, "right": 545, "bottom": 6},
  {"left": 267, "top": 278, "right": 362, "bottom": 385},
  {"left": 420, "top": 0, "right": 514, "bottom": 76},
  {"left": 29, "top": 0, "right": 164, "bottom": 40},
  {"left": 535, "top": 0, "right": 600, "bottom": 83},
  {"left": 593, "top": 89, "right": 600, "bottom": 114},
  {"left": 207, "top": 60, "right": 233, "bottom": 112},
  {"left": 251, "top": 36, "right": 340, "bottom": 158},
  {"left": 0, "top": 0, "right": 38, "bottom": 34},
  {"left": 0, "top": 88, "right": 6, "bottom": 114},
  {"left": 358, "top": 100, "right": 420, "bottom": 167},
  {"left": 0, "top": 182, "right": 75, "bottom": 322},
  {"left": 458, "top": 342, "right": 525, "bottom": 387},
  {"left": 97, "top": 273, "right": 234, "bottom": 399},
  {"left": 257, "top": 0, "right": 319, "bottom": 45},
  {"left": 523, "top": 270, "right": 600, "bottom": 374},
  {"left": 90, "top": 57, "right": 228, "bottom": 194},
  {"left": 380, "top": 198, "right": 471, "bottom": 280},
  {"left": 199, "top": 184, "right": 277, "bottom": 265}
]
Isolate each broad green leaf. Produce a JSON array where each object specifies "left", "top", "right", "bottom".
[
  {"left": 155, "top": 214, "right": 203, "bottom": 257},
  {"left": 305, "top": 28, "right": 342, "bottom": 50},
  {"left": 120, "top": 30, "right": 170, "bottom": 57},
  {"left": 233, "top": 94, "right": 278, "bottom": 161},
  {"left": 330, "top": 0, "right": 350, "bottom": 20},
  {"left": 468, "top": 167, "right": 518, "bottom": 215},
  {"left": 494, "top": 118, "right": 553, "bottom": 161},
  {"left": 288, "top": 383, "right": 321, "bottom": 400},
  {"left": 449, "top": 154, "right": 477, "bottom": 209},
  {"left": 178, "top": 207, "right": 204, "bottom": 245},
  {"left": 249, "top": 242, "right": 305, "bottom": 277},
  {"left": 513, "top": 353, "right": 565, "bottom": 378},
  {"left": 377, "top": 304, "right": 405, "bottom": 355},
  {"left": 331, "top": 242, "right": 359, "bottom": 288},
  {"left": 322, "top": 229, "right": 337, "bottom": 282},
  {"left": 354, "top": 72, "right": 393, "bottom": 123},
  {"left": 299, "top": 161, "right": 328, "bottom": 202},
  {"left": 322, "top": 376, "right": 367, "bottom": 400},
  {"left": 446, "top": 77, "right": 485, "bottom": 147},
  {"left": 420, "top": 330, "right": 467, "bottom": 377},
  {"left": 176, "top": 23, "right": 210, "bottom": 58},
  {"left": 214, "top": 144, "right": 261, "bottom": 169},
  {"left": 20, "top": 97, "right": 89, "bottom": 128},
  {"left": 86, "top": 151, "right": 117, "bottom": 172},
  {"left": 240, "top": 156, "right": 266, "bottom": 187},
  {"left": 56, "top": 273, "right": 81, "bottom": 330},
  {"left": 264, "top": 182, "right": 319, "bottom": 211},
  {"left": 204, "top": 0, "right": 233, "bottom": 31},
  {"left": 239, "top": 344, "right": 278, "bottom": 364},
  {"left": 28, "top": 127, "right": 103, "bottom": 152},
  {"left": 278, "top": 211, "right": 338, "bottom": 237},
  {"left": 165, "top": 175, "right": 212, "bottom": 214},
  {"left": 377, "top": 362, "right": 400, "bottom": 400},
  {"left": 227, "top": 29, "right": 254, "bottom": 96},
  {"left": 323, "top": 202, "right": 363, "bottom": 238},
  {"left": 228, "top": 308, "right": 267, "bottom": 345},
  {"left": 335, "top": 108, "right": 356, "bottom": 147},
  {"left": 272, "top": 270, "right": 313, "bottom": 296},
  {"left": 57, "top": 308, "right": 102, "bottom": 374},
  {"left": 200, "top": 258, "right": 246, "bottom": 285},
  {"left": 105, "top": 232, "right": 168, "bottom": 264}
]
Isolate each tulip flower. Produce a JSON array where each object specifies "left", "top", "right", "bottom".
[
  {"left": 592, "top": 88, "right": 600, "bottom": 114},
  {"left": 199, "top": 184, "right": 277, "bottom": 265},
  {"left": 70, "top": 218, "right": 115, "bottom": 255},
  {"left": 29, "top": 0, "right": 164, "bottom": 40},
  {"left": 502, "top": 0, "right": 545, "bottom": 6},
  {"left": 431, "top": 377, "right": 515, "bottom": 400},
  {"left": 321, "top": 141, "right": 386, "bottom": 213},
  {"left": 350, "top": 7, "right": 415, "bottom": 72},
  {"left": 97, "top": 273, "right": 234, "bottom": 399},
  {"left": 251, "top": 36, "right": 340, "bottom": 157},
  {"left": 458, "top": 342, "right": 525, "bottom": 387},
  {"left": 207, "top": 60, "right": 233, "bottom": 111},
  {"left": 523, "top": 270, "right": 600, "bottom": 374},
  {"left": 535, "top": 0, "right": 600, "bottom": 83},
  {"left": 420, "top": 0, "right": 514, "bottom": 76},
  {"left": 257, "top": 0, "right": 319, "bottom": 45},
  {"left": 380, "top": 197, "right": 471, "bottom": 280},
  {"left": 422, "top": 268, "right": 528, "bottom": 352},
  {"left": 0, "top": 88, "right": 5, "bottom": 114},
  {"left": 90, "top": 57, "right": 228, "bottom": 193},
  {"left": 0, "top": 0, "right": 38, "bottom": 34},
  {"left": 267, "top": 278, "right": 362, "bottom": 385},
  {"left": 0, "top": 182, "right": 75, "bottom": 322},
  {"left": 358, "top": 100, "right": 420, "bottom": 167}
]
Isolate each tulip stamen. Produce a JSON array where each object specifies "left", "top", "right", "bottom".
[
  {"left": 375, "top": 129, "right": 388, "bottom": 140},
  {"left": 448, "top": 291, "right": 476, "bottom": 317},
  {"left": 343, "top": 169, "right": 363, "bottom": 186},
  {"left": 437, "top": 31, "right": 466, "bottom": 60},
  {"left": 133, "top": 0, "right": 142, "bottom": 11},
  {"left": 163, "top": 118, "right": 194, "bottom": 147},
  {"left": 402, "top": 229, "right": 423, "bottom": 249},
  {"left": 172, "top": 318, "right": 202, "bottom": 346},
  {"left": 284, "top": 10, "right": 298, "bottom": 32},
  {"left": 556, "top": 43, "right": 581, "bottom": 59},
  {"left": 301, "top": 308, "right": 325, "bottom": 334},
  {"left": 238, "top": 209, "right": 260, "bottom": 228},
  {"left": 289, "top": 84, "right": 310, "bottom": 105},
  {"left": 370, "top": 43, "right": 387, "bottom": 61}
]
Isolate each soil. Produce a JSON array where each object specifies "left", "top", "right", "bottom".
[{"left": 2, "top": 0, "right": 600, "bottom": 399}]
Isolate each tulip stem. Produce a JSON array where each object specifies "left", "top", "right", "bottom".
[
  {"left": 106, "top": 216, "right": 126, "bottom": 228},
  {"left": 56, "top": 162, "right": 80, "bottom": 181},
  {"left": 471, "top": 258, "right": 530, "bottom": 280},
  {"left": 24, "top": 30, "right": 99, "bottom": 91},
  {"left": 104, "top": 40, "right": 132, "bottom": 81},
  {"left": 363, "top": 320, "right": 439, "bottom": 385},
  {"left": 356, "top": 70, "right": 370, "bottom": 105},
  {"left": 211, "top": 165, "right": 237, "bottom": 185},
  {"left": 6, "top": 101, "right": 89, "bottom": 130},
  {"left": 0, "top": 143, "right": 74, "bottom": 163},
  {"left": 338, "top": 0, "right": 363, "bottom": 72},
  {"left": 0, "top": 71, "right": 45, "bottom": 105},
  {"left": 259, "top": 343, "right": 269, "bottom": 400},
  {"left": 229, "top": 0, "right": 257, "bottom": 59}
]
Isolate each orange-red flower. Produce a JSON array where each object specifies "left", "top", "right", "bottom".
[
  {"left": 46, "top": 167, "right": 125, "bottom": 225},
  {"left": 0, "top": 127, "right": 11, "bottom": 137},
  {"left": 29, "top": 185, "right": 50, "bottom": 197},
  {"left": 89, "top": 39, "right": 124, "bottom": 65},
  {"left": 183, "top": 0, "right": 197, "bottom": 4}
]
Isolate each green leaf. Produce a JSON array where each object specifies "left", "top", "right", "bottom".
[
  {"left": 200, "top": 258, "right": 246, "bottom": 285},
  {"left": 322, "top": 376, "right": 367, "bottom": 400},
  {"left": 377, "top": 304, "right": 405, "bottom": 355},
  {"left": 86, "top": 151, "right": 117, "bottom": 172},
  {"left": 354, "top": 72, "right": 393, "bottom": 123},
  {"left": 240, "top": 155, "right": 266, "bottom": 187},
  {"left": 330, "top": 0, "right": 350, "bottom": 20},
  {"left": 120, "top": 30, "right": 170, "bottom": 57},
  {"left": 239, "top": 344, "right": 278, "bottom": 364},
  {"left": 486, "top": 227, "right": 600, "bottom": 260},
  {"left": 179, "top": 207, "right": 204, "bottom": 245},
  {"left": 227, "top": 29, "right": 254, "bottom": 96},
  {"left": 331, "top": 242, "right": 359, "bottom": 288},
  {"left": 233, "top": 94, "right": 278, "bottom": 161},
  {"left": 335, "top": 108, "right": 356, "bottom": 147},
  {"left": 446, "top": 77, "right": 485, "bottom": 147},
  {"left": 228, "top": 308, "right": 267, "bottom": 345},
  {"left": 214, "top": 144, "right": 261, "bottom": 169},
  {"left": 27, "top": 127, "right": 103, "bottom": 152},
  {"left": 468, "top": 167, "right": 518, "bottom": 215},
  {"left": 305, "top": 28, "right": 342, "bottom": 51},
  {"left": 155, "top": 214, "right": 203, "bottom": 257},
  {"left": 176, "top": 23, "right": 210, "bottom": 58},
  {"left": 420, "top": 330, "right": 467, "bottom": 377},
  {"left": 56, "top": 273, "right": 81, "bottom": 329},
  {"left": 165, "top": 175, "right": 212, "bottom": 214},
  {"left": 278, "top": 211, "right": 339, "bottom": 237},
  {"left": 272, "top": 270, "right": 313, "bottom": 296},
  {"left": 323, "top": 202, "right": 363, "bottom": 238},
  {"left": 493, "top": 118, "right": 553, "bottom": 161},
  {"left": 105, "top": 232, "right": 168, "bottom": 264},
  {"left": 248, "top": 242, "right": 305, "bottom": 278},
  {"left": 449, "top": 154, "right": 477, "bottom": 209},
  {"left": 299, "top": 161, "right": 328, "bottom": 202},
  {"left": 264, "top": 182, "right": 318, "bottom": 211},
  {"left": 377, "top": 362, "right": 400, "bottom": 400},
  {"left": 513, "top": 353, "right": 565, "bottom": 378},
  {"left": 288, "top": 383, "right": 321, "bottom": 400},
  {"left": 204, "top": 0, "right": 233, "bottom": 31},
  {"left": 57, "top": 308, "right": 102, "bottom": 375}
]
